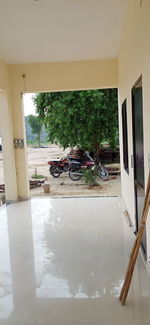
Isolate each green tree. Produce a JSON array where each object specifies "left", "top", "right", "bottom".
[
  {"left": 33, "top": 89, "right": 118, "bottom": 158},
  {"left": 28, "top": 114, "right": 42, "bottom": 147}
]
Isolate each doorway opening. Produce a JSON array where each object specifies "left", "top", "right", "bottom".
[{"left": 23, "top": 89, "right": 120, "bottom": 198}]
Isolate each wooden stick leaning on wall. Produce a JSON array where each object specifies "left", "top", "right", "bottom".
[
  {"left": 119, "top": 172, "right": 150, "bottom": 302},
  {"left": 121, "top": 195, "right": 150, "bottom": 305},
  {"left": 119, "top": 171, "right": 150, "bottom": 305}
]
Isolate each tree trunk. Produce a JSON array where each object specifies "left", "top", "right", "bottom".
[{"left": 94, "top": 143, "right": 101, "bottom": 163}]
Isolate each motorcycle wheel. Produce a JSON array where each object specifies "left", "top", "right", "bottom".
[
  {"left": 69, "top": 170, "right": 82, "bottom": 181},
  {"left": 97, "top": 167, "right": 109, "bottom": 179},
  {"left": 49, "top": 166, "right": 61, "bottom": 178}
]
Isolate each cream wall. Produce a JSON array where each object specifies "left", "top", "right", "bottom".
[
  {"left": 9, "top": 59, "right": 117, "bottom": 93},
  {"left": 118, "top": 0, "right": 150, "bottom": 260},
  {"left": 0, "top": 60, "right": 17, "bottom": 201}
]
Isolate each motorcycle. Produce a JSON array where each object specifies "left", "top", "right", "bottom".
[
  {"left": 48, "top": 157, "right": 69, "bottom": 178},
  {"left": 48, "top": 151, "right": 93, "bottom": 179},
  {"left": 68, "top": 153, "right": 109, "bottom": 181},
  {"left": 68, "top": 157, "right": 95, "bottom": 181}
]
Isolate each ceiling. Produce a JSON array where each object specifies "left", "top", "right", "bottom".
[{"left": 0, "top": 0, "right": 128, "bottom": 64}]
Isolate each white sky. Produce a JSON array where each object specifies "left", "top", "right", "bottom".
[{"left": 23, "top": 93, "right": 36, "bottom": 116}]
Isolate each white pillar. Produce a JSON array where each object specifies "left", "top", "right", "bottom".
[
  {"left": 0, "top": 91, "right": 18, "bottom": 201},
  {"left": 12, "top": 92, "right": 29, "bottom": 200}
]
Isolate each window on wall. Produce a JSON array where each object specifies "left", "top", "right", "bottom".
[{"left": 122, "top": 99, "right": 129, "bottom": 173}]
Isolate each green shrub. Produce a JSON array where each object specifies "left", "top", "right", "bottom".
[
  {"left": 31, "top": 174, "right": 45, "bottom": 179},
  {"left": 83, "top": 168, "right": 99, "bottom": 186}
]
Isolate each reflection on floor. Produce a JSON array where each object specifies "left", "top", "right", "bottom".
[
  {"left": 0, "top": 194, "right": 5, "bottom": 207},
  {"left": 0, "top": 197, "right": 150, "bottom": 325}
]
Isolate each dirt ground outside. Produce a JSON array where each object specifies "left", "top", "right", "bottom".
[
  {"left": 0, "top": 145, "right": 121, "bottom": 198},
  {"left": 27, "top": 145, "right": 121, "bottom": 197}
]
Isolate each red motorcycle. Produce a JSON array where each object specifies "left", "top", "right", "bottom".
[
  {"left": 48, "top": 152, "right": 93, "bottom": 179},
  {"left": 48, "top": 157, "right": 69, "bottom": 178},
  {"left": 48, "top": 150, "right": 87, "bottom": 178}
]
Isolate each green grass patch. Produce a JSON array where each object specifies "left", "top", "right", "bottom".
[{"left": 31, "top": 174, "right": 45, "bottom": 179}]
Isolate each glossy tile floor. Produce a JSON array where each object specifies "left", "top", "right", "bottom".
[{"left": 0, "top": 197, "right": 150, "bottom": 325}]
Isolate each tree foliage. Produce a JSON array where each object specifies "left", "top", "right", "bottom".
[
  {"left": 28, "top": 114, "right": 42, "bottom": 147},
  {"left": 33, "top": 89, "right": 118, "bottom": 156}
]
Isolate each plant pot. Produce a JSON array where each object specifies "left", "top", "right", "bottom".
[{"left": 43, "top": 183, "right": 50, "bottom": 193}]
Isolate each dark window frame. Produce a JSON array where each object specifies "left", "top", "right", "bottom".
[{"left": 122, "top": 99, "right": 129, "bottom": 174}]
